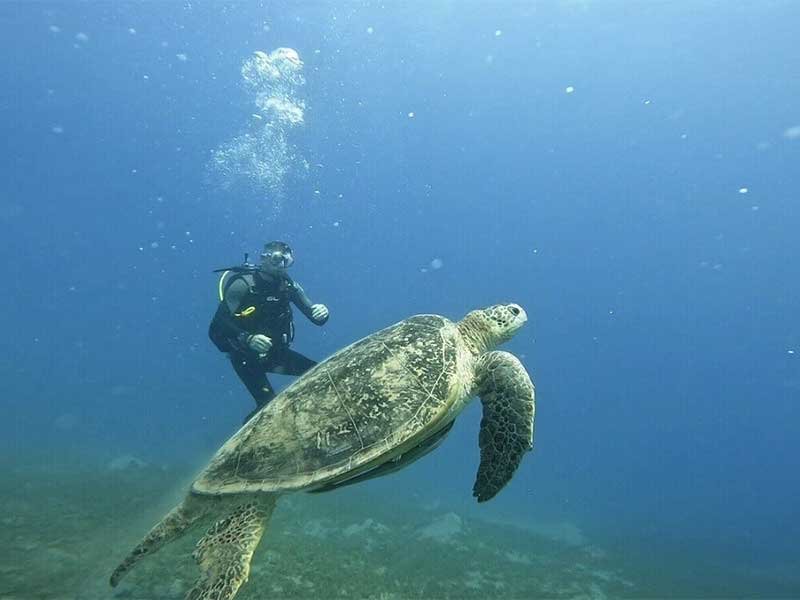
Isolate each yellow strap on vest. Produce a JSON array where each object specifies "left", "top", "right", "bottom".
[{"left": 235, "top": 306, "right": 256, "bottom": 318}]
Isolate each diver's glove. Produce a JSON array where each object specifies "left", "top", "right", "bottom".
[
  {"left": 246, "top": 334, "right": 273, "bottom": 356},
  {"left": 311, "top": 304, "right": 329, "bottom": 322}
]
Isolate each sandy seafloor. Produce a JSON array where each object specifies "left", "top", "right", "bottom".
[{"left": 1, "top": 455, "right": 796, "bottom": 600}]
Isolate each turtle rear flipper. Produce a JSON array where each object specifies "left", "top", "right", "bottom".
[
  {"left": 187, "top": 496, "right": 277, "bottom": 600},
  {"left": 111, "top": 496, "right": 207, "bottom": 587},
  {"left": 472, "top": 351, "right": 536, "bottom": 502}
]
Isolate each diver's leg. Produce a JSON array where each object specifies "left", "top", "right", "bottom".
[
  {"left": 230, "top": 354, "right": 276, "bottom": 423},
  {"left": 270, "top": 348, "right": 317, "bottom": 376},
  {"left": 230, "top": 353, "right": 276, "bottom": 406}
]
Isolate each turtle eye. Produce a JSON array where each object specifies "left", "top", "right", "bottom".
[{"left": 509, "top": 306, "right": 520, "bottom": 316}]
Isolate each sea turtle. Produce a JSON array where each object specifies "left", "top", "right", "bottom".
[{"left": 110, "top": 303, "right": 536, "bottom": 600}]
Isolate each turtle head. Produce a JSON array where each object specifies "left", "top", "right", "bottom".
[{"left": 459, "top": 303, "right": 528, "bottom": 354}]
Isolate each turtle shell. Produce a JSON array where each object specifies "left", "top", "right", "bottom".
[{"left": 192, "top": 314, "right": 466, "bottom": 495}]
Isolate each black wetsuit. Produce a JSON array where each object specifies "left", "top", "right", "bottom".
[{"left": 208, "top": 269, "right": 328, "bottom": 415}]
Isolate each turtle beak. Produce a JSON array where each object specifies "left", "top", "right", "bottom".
[{"left": 508, "top": 303, "right": 527, "bottom": 325}]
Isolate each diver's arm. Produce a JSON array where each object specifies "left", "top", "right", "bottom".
[
  {"left": 291, "top": 281, "right": 329, "bottom": 325},
  {"left": 223, "top": 278, "right": 249, "bottom": 314},
  {"left": 209, "top": 278, "right": 253, "bottom": 349}
]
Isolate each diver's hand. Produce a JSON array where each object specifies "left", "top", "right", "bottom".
[
  {"left": 247, "top": 334, "right": 273, "bottom": 355},
  {"left": 311, "top": 304, "right": 329, "bottom": 321}
]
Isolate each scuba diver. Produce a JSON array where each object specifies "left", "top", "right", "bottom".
[{"left": 208, "top": 241, "right": 329, "bottom": 422}]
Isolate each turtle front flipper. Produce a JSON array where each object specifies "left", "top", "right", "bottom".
[
  {"left": 472, "top": 351, "right": 536, "bottom": 502},
  {"left": 111, "top": 495, "right": 208, "bottom": 587},
  {"left": 186, "top": 495, "right": 277, "bottom": 600}
]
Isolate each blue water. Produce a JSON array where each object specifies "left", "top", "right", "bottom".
[{"left": 2, "top": 1, "right": 799, "bottom": 595}]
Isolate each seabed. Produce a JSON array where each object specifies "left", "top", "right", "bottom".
[{"left": 0, "top": 456, "right": 794, "bottom": 599}]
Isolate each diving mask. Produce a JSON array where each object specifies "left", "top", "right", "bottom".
[{"left": 261, "top": 242, "right": 294, "bottom": 269}]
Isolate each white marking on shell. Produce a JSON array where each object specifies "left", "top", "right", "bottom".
[{"left": 326, "top": 368, "right": 364, "bottom": 449}]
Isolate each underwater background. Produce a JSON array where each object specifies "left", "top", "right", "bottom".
[{"left": 1, "top": 1, "right": 799, "bottom": 598}]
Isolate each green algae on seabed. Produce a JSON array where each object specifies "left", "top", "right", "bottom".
[
  {"left": 4, "top": 459, "right": 798, "bottom": 599},
  {"left": 0, "top": 459, "right": 635, "bottom": 600},
  {"left": 3, "top": 459, "right": 798, "bottom": 599}
]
